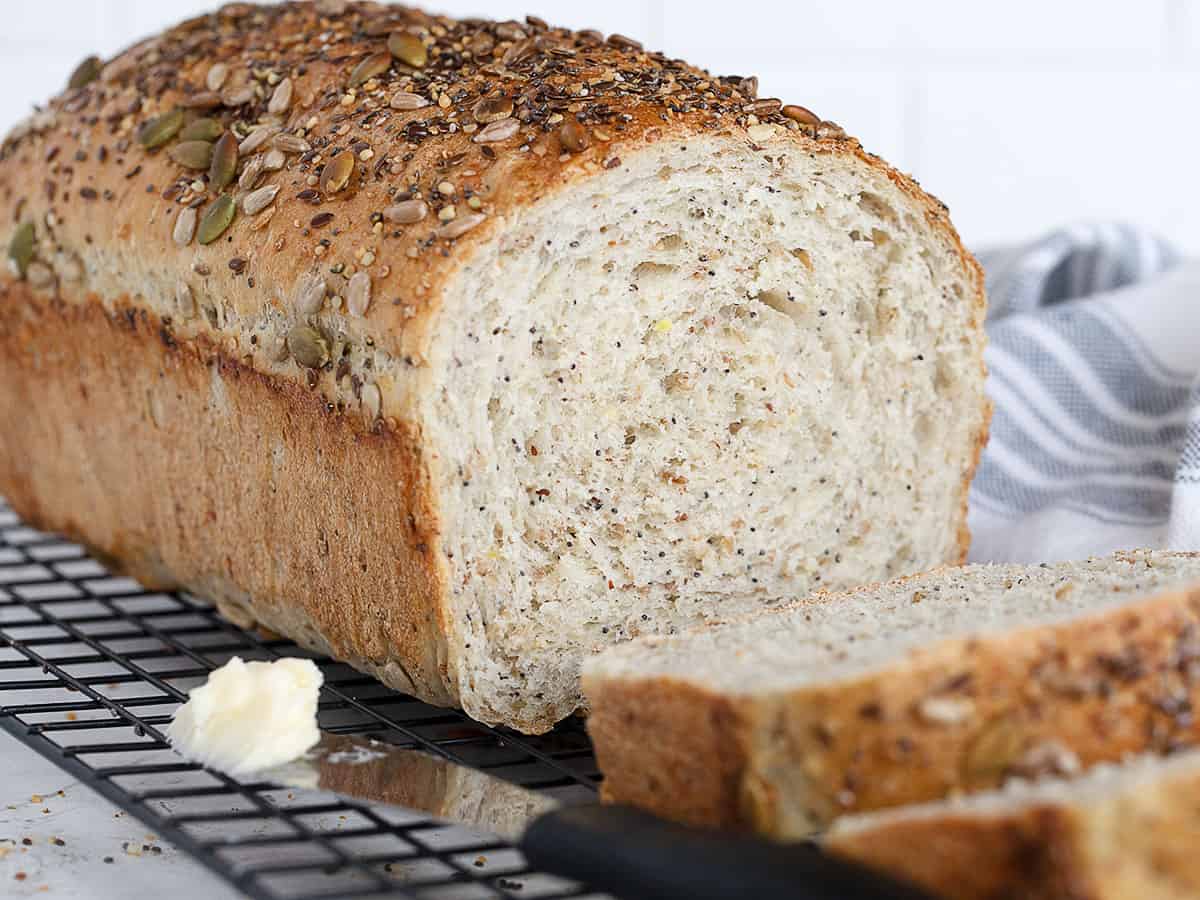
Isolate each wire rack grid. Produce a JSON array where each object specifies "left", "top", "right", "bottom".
[{"left": 0, "top": 499, "right": 607, "bottom": 900}]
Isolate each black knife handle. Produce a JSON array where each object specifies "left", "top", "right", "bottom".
[{"left": 521, "top": 804, "right": 936, "bottom": 900}]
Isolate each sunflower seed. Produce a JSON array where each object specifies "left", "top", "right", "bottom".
[
  {"left": 387, "top": 32, "right": 427, "bottom": 68},
  {"left": 473, "top": 117, "right": 519, "bottom": 143},
  {"left": 361, "top": 382, "right": 382, "bottom": 420},
  {"left": 389, "top": 91, "right": 429, "bottom": 111},
  {"left": 7, "top": 222, "right": 35, "bottom": 277},
  {"left": 467, "top": 32, "right": 495, "bottom": 57},
  {"left": 365, "top": 15, "right": 404, "bottom": 37},
  {"left": 287, "top": 324, "right": 329, "bottom": 369},
  {"left": 744, "top": 98, "right": 782, "bottom": 116},
  {"left": 558, "top": 117, "right": 589, "bottom": 153},
  {"left": 137, "top": 107, "right": 184, "bottom": 149},
  {"left": 383, "top": 198, "right": 428, "bottom": 224},
  {"left": 239, "top": 124, "right": 280, "bottom": 154},
  {"left": 267, "top": 77, "right": 292, "bottom": 114},
  {"left": 221, "top": 84, "right": 256, "bottom": 106},
  {"left": 917, "top": 696, "right": 976, "bottom": 726},
  {"left": 242, "top": 183, "right": 279, "bottom": 216},
  {"left": 180, "top": 117, "right": 224, "bottom": 142},
  {"left": 315, "top": 0, "right": 348, "bottom": 14},
  {"left": 782, "top": 105, "right": 820, "bottom": 126},
  {"left": 346, "top": 271, "right": 371, "bottom": 316},
  {"left": 175, "top": 280, "right": 196, "bottom": 318},
  {"left": 271, "top": 132, "right": 310, "bottom": 154},
  {"left": 197, "top": 195, "right": 236, "bottom": 244},
  {"left": 67, "top": 55, "right": 102, "bottom": 91},
  {"left": 206, "top": 62, "right": 229, "bottom": 91},
  {"left": 238, "top": 154, "right": 266, "bottom": 190},
  {"left": 473, "top": 95, "right": 513, "bottom": 123},
  {"left": 208, "top": 132, "right": 238, "bottom": 190},
  {"left": 436, "top": 212, "right": 486, "bottom": 240},
  {"left": 495, "top": 21, "right": 525, "bottom": 41},
  {"left": 26, "top": 261, "right": 55, "bottom": 290},
  {"left": 262, "top": 148, "right": 286, "bottom": 171},
  {"left": 348, "top": 51, "right": 392, "bottom": 87},
  {"left": 294, "top": 273, "right": 327, "bottom": 315},
  {"left": 173, "top": 206, "right": 198, "bottom": 246},
  {"left": 180, "top": 91, "right": 222, "bottom": 109},
  {"left": 320, "top": 149, "right": 356, "bottom": 194},
  {"left": 168, "top": 140, "right": 214, "bottom": 170}
]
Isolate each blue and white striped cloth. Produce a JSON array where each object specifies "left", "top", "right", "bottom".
[{"left": 968, "top": 224, "right": 1200, "bottom": 563}]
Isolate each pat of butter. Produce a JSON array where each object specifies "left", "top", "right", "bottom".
[{"left": 167, "top": 657, "right": 323, "bottom": 777}]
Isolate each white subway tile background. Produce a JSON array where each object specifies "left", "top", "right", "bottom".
[{"left": 2, "top": 1, "right": 1197, "bottom": 253}]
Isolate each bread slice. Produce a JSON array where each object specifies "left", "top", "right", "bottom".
[
  {"left": 0, "top": 3, "right": 987, "bottom": 733},
  {"left": 825, "top": 749, "right": 1200, "bottom": 900},
  {"left": 583, "top": 551, "right": 1200, "bottom": 834}
]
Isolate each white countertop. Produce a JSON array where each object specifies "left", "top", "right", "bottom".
[{"left": 0, "top": 730, "right": 243, "bottom": 899}]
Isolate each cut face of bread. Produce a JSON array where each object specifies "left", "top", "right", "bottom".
[
  {"left": 583, "top": 551, "right": 1200, "bottom": 832},
  {"left": 424, "top": 135, "right": 987, "bottom": 729},
  {"left": 826, "top": 750, "right": 1200, "bottom": 900}
]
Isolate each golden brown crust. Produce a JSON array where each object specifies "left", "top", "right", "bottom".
[
  {"left": 585, "top": 578, "right": 1200, "bottom": 836},
  {"left": 825, "top": 760, "right": 1200, "bottom": 900},
  {"left": 0, "top": 282, "right": 454, "bottom": 705}
]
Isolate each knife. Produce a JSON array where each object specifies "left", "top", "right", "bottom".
[{"left": 262, "top": 733, "right": 936, "bottom": 900}]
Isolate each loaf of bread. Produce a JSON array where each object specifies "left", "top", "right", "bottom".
[
  {"left": 826, "top": 749, "right": 1200, "bottom": 900},
  {"left": 0, "top": 2, "right": 987, "bottom": 732},
  {"left": 584, "top": 551, "right": 1200, "bottom": 832}
]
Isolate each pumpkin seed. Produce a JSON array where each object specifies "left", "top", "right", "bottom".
[
  {"left": 242, "top": 183, "right": 279, "bottom": 216},
  {"left": 473, "top": 95, "right": 513, "bottom": 123},
  {"left": 168, "top": 140, "right": 215, "bottom": 170},
  {"left": 7, "top": 222, "right": 34, "bottom": 277},
  {"left": 383, "top": 198, "right": 428, "bottom": 224},
  {"left": 197, "top": 195, "right": 236, "bottom": 244},
  {"left": 346, "top": 271, "right": 371, "bottom": 316},
  {"left": 208, "top": 132, "right": 238, "bottom": 191},
  {"left": 558, "top": 117, "right": 590, "bottom": 153},
  {"left": 348, "top": 51, "right": 392, "bottom": 87},
  {"left": 180, "top": 117, "right": 224, "bottom": 142},
  {"left": 67, "top": 55, "right": 102, "bottom": 91},
  {"left": 389, "top": 91, "right": 429, "bottom": 111},
  {"left": 287, "top": 324, "right": 329, "bottom": 369},
  {"left": 294, "top": 273, "right": 327, "bottom": 315},
  {"left": 387, "top": 31, "right": 427, "bottom": 68},
  {"left": 137, "top": 107, "right": 184, "bottom": 149},
  {"left": 473, "top": 117, "right": 519, "bottom": 143},
  {"left": 206, "top": 62, "right": 229, "bottom": 91},
  {"left": 267, "top": 77, "right": 292, "bottom": 114},
  {"left": 320, "top": 149, "right": 356, "bottom": 194},
  {"left": 173, "top": 206, "right": 198, "bottom": 246}
]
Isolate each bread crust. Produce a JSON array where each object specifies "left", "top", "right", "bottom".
[
  {"left": 0, "top": 1, "right": 988, "bottom": 728},
  {"left": 584, "top": 575, "right": 1200, "bottom": 835},
  {"left": 0, "top": 285, "right": 454, "bottom": 705},
  {"left": 825, "top": 758, "right": 1200, "bottom": 900}
]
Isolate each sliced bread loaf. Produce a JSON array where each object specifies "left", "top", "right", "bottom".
[
  {"left": 0, "top": 2, "right": 988, "bottom": 734},
  {"left": 583, "top": 551, "right": 1200, "bottom": 835},
  {"left": 825, "top": 749, "right": 1200, "bottom": 900}
]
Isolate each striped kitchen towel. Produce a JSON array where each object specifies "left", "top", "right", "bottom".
[{"left": 967, "top": 223, "right": 1200, "bottom": 563}]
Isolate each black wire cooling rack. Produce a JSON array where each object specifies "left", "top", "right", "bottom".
[{"left": 0, "top": 499, "right": 606, "bottom": 900}]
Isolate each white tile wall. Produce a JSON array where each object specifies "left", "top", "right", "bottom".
[{"left": 2, "top": 0, "right": 1196, "bottom": 254}]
